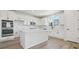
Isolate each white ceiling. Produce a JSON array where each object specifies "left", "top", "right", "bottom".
[{"left": 13, "top": 10, "right": 64, "bottom": 18}]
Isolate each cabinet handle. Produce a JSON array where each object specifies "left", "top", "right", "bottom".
[
  {"left": 77, "top": 28, "right": 79, "bottom": 30},
  {"left": 66, "top": 28, "right": 70, "bottom": 30},
  {"left": 77, "top": 19, "right": 79, "bottom": 21}
]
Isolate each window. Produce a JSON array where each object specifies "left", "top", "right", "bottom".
[{"left": 48, "top": 15, "right": 59, "bottom": 29}]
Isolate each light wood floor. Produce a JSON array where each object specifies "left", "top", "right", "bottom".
[
  {"left": 0, "top": 37, "right": 79, "bottom": 49},
  {"left": 38, "top": 37, "right": 79, "bottom": 49},
  {"left": 0, "top": 37, "right": 23, "bottom": 49}
]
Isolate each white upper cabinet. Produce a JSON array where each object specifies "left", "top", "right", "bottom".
[
  {"left": 0, "top": 10, "right": 8, "bottom": 20},
  {"left": 7, "top": 11, "right": 17, "bottom": 20},
  {"left": 0, "top": 10, "right": 17, "bottom": 20}
]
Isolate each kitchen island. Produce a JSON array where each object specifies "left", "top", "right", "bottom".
[{"left": 20, "top": 26, "right": 48, "bottom": 49}]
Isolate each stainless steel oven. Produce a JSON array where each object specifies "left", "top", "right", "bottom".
[
  {"left": 2, "top": 29, "right": 13, "bottom": 37},
  {"left": 2, "top": 20, "right": 13, "bottom": 37}
]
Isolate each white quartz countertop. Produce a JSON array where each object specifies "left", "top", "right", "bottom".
[{"left": 21, "top": 25, "right": 48, "bottom": 32}]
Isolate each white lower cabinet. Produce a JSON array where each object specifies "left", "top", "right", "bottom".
[{"left": 20, "top": 27, "right": 48, "bottom": 49}]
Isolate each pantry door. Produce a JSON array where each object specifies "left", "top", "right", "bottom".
[{"left": 64, "top": 10, "right": 78, "bottom": 42}]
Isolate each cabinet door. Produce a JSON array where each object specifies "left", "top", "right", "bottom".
[
  {"left": 29, "top": 30, "right": 48, "bottom": 47},
  {"left": 64, "top": 11, "right": 78, "bottom": 42},
  {"left": 7, "top": 11, "right": 17, "bottom": 20},
  {"left": 0, "top": 10, "right": 7, "bottom": 20},
  {"left": 75, "top": 19, "right": 79, "bottom": 43},
  {"left": 0, "top": 20, "right": 1, "bottom": 38}
]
